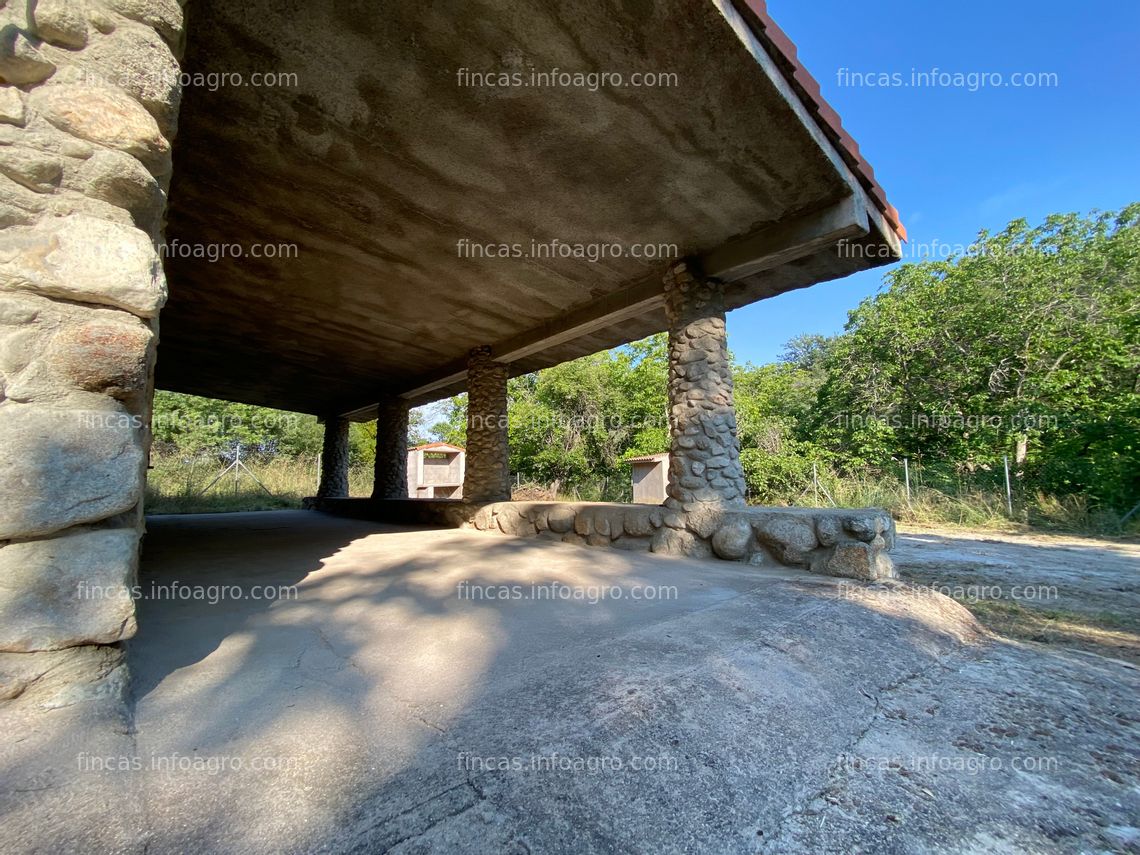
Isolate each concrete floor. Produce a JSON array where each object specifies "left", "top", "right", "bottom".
[{"left": 3, "top": 511, "right": 1138, "bottom": 853}]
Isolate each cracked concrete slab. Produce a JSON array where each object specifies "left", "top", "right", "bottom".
[{"left": 0, "top": 511, "right": 1136, "bottom": 853}]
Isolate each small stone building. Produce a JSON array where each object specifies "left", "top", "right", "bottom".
[
  {"left": 407, "top": 442, "right": 465, "bottom": 499},
  {"left": 627, "top": 453, "right": 670, "bottom": 504}
]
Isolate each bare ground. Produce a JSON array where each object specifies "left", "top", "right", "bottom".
[{"left": 894, "top": 526, "right": 1140, "bottom": 663}]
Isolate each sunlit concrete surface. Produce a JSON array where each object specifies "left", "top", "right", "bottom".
[{"left": 3, "top": 511, "right": 1138, "bottom": 853}]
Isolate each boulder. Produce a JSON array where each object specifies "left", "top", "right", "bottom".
[
  {"left": 0, "top": 643, "right": 127, "bottom": 709},
  {"left": 0, "top": 214, "right": 166, "bottom": 317},
  {"left": 0, "top": 173, "right": 46, "bottom": 228},
  {"left": 46, "top": 320, "right": 153, "bottom": 401},
  {"left": 495, "top": 505, "right": 535, "bottom": 537},
  {"left": 843, "top": 513, "right": 886, "bottom": 543},
  {"left": 685, "top": 504, "right": 724, "bottom": 539},
  {"left": 469, "top": 506, "right": 492, "bottom": 530},
  {"left": 0, "top": 145, "right": 62, "bottom": 193},
  {"left": 31, "top": 85, "right": 169, "bottom": 171},
  {"left": 752, "top": 514, "right": 819, "bottom": 566},
  {"left": 651, "top": 527, "right": 711, "bottom": 559},
  {"left": 711, "top": 516, "right": 752, "bottom": 561},
  {"left": 82, "top": 25, "right": 181, "bottom": 135},
  {"left": 76, "top": 148, "right": 164, "bottom": 222},
  {"left": 0, "top": 27, "right": 56, "bottom": 85},
  {"left": 573, "top": 511, "right": 591, "bottom": 537},
  {"left": 102, "top": 0, "right": 184, "bottom": 45},
  {"left": 815, "top": 515, "right": 843, "bottom": 547},
  {"left": 0, "top": 88, "right": 26, "bottom": 126},
  {"left": 31, "top": 0, "right": 90, "bottom": 48},
  {"left": 811, "top": 542, "right": 896, "bottom": 581},
  {"left": 0, "top": 403, "right": 144, "bottom": 539},
  {"left": 622, "top": 507, "right": 654, "bottom": 537},
  {"left": 0, "top": 528, "right": 138, "bottom": 651},
  {"left": 546, "top": 504, "right": 576, "bottom": 534}
]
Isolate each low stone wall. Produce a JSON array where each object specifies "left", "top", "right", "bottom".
[{"left": 302, "top": 498, "right": 897, "bottom": 581}]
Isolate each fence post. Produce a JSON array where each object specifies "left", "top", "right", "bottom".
[
  {"left": 1003, "top": 454, "right": 1013, "bottom": 516},
  {"left": 812, "top": 462, "right": 819, "bottom": 505},
  {"left": 903, "top": 457, "right": 911, "bottom": 505}
]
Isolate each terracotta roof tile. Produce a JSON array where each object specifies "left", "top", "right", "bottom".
[{"left": 739, "top": 0, "right": 906, "bottom": 241}]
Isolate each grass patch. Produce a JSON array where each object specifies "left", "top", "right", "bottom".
[
  {"left": 783, "top": 473, "right": 1140, "bottom": 538},
  {"left": 954, "top": 599, "right": 1140, "bottom": 664},
  {"left": 145, "top": 454, "right": 374, "bottom": 514}
]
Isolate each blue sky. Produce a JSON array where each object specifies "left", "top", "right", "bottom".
[{"left": 727, "top": 0, "right": 1140, "bottom": 366}]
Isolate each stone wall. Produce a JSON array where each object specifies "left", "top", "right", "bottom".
[
  {"left": 475, "top": 502, "right": 895, "bottom": 580},
  {"left": 0, "top": 0, "right": 183, "bottom": 685},
  {"left": 304, "top": 497, "right": 897, "bottom": 581},
  {"left": 663, "top": 262, "right": 747, "bottom": 510},
  {"left": 462, "top": 345, "right": 510, "bottom": 502}
]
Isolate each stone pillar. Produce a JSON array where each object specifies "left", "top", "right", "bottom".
[
  {"left": 372, "top": 397, "right": 409, "bottom": 499},
  {"left": 462, "top": 345, "right": 510, "bottom": 503},
  {"left": 317, "top": 417, "right": 350, "bottom": 498},
  {"left": 663, "top": 261, "right": 747, "bottom": 511},
  {"left": 0, "top": 2, "right": 184, "bottom": 670}
]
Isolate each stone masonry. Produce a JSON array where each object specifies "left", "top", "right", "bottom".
[
  {"left": 372, "top": 396, "right": 409, "bottom": 499},
  {"left": 663, "top": 261, "right": 747, "bottom": 512},
  {"left": 0, "top": 0, "right": 183, "bottom": 690},
  {"left": 462, "top": 345, "right": 511, "bottom": 503},
  {"left": 472, "top": 501, "right": 896, "bottom": 580},
  {"left": 317, "top": 416, "right": 350, "bottom": 498},
  {"left": 302, "top": 496, "right": 897, "bottom": 581}
]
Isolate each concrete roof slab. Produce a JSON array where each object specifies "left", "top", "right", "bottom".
[{"left": 157, "top": 0, "right": 901, "bottom": 415}]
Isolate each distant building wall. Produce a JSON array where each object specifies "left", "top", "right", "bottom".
[
  {"left": 630, "top": 455, "right": 669, "bottom": 504},
  {"left": 407, "top": 444, "right": 465, "bottom": 499}
]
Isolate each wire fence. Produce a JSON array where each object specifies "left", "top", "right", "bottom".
[
  {"left": 757, "top": 455, "right": 1132, "bottom": 533},
  {"left": 145, "top": 447, "right": 1135, "bottom": 535}
]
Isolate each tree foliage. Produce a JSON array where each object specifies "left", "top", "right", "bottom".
[
  {"left": 814, "top": 206, "right": 1139, "bottom": 509},
  {"left": 150, "top": 391, "right": 408, "bottom": 465}
]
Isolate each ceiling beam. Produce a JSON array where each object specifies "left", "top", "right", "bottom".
[
  {"left": 338, "top": 193, "right": 874, "bottom": 420},
  {"left": 701, "top": 192, "right": 870, "bottom": 283},
  {"left": 491, "top": 276, "right": 663, "bottom": 364}
]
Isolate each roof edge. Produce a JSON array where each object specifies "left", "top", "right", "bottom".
[
  {"left": 410, "top": 442, "right": 465, "bottom": 452},
  {"left": 735, "top": 0, "right": 907, "bottom": 242}
]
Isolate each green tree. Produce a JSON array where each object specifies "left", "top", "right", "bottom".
[
  {"left": 813, "top": 206, "right": 1140, "bottom": 509},
  {"left": 151, "top": 391, "right": 323, "bottom": 457}
]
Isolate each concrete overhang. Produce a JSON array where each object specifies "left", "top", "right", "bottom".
[{"left": 156, "top": 0, "right": 903, "bottom": 419}]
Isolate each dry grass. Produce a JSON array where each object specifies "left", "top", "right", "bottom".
[
  {"left": 511, "top": 482, "right": 561, "bottom": 501},
  {"left": 790, "top": 474, "right": 1140, "bottom": 538},
  {"left": 964, "top": 599, "right": 1140, "bottom": 664},
  {"left": 145, "top": 454, "right": 374, "bottom": 514}
]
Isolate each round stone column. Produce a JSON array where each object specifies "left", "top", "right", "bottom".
[
  {"left": 316, "top": 417, "right": 350, "bottom": 498},
  {"left": 462, "top": 346, "right": 511, "bottom": 503},
  {"left": 372, "top": 398, "right": 409, "bottom": 499},
  {"left": 663, "top": 261, "right": 747, "bottom": 511}
]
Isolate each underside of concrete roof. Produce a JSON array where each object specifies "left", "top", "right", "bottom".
[{"left": 156, "top": 0, "right": 903, "bottom": 419}]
